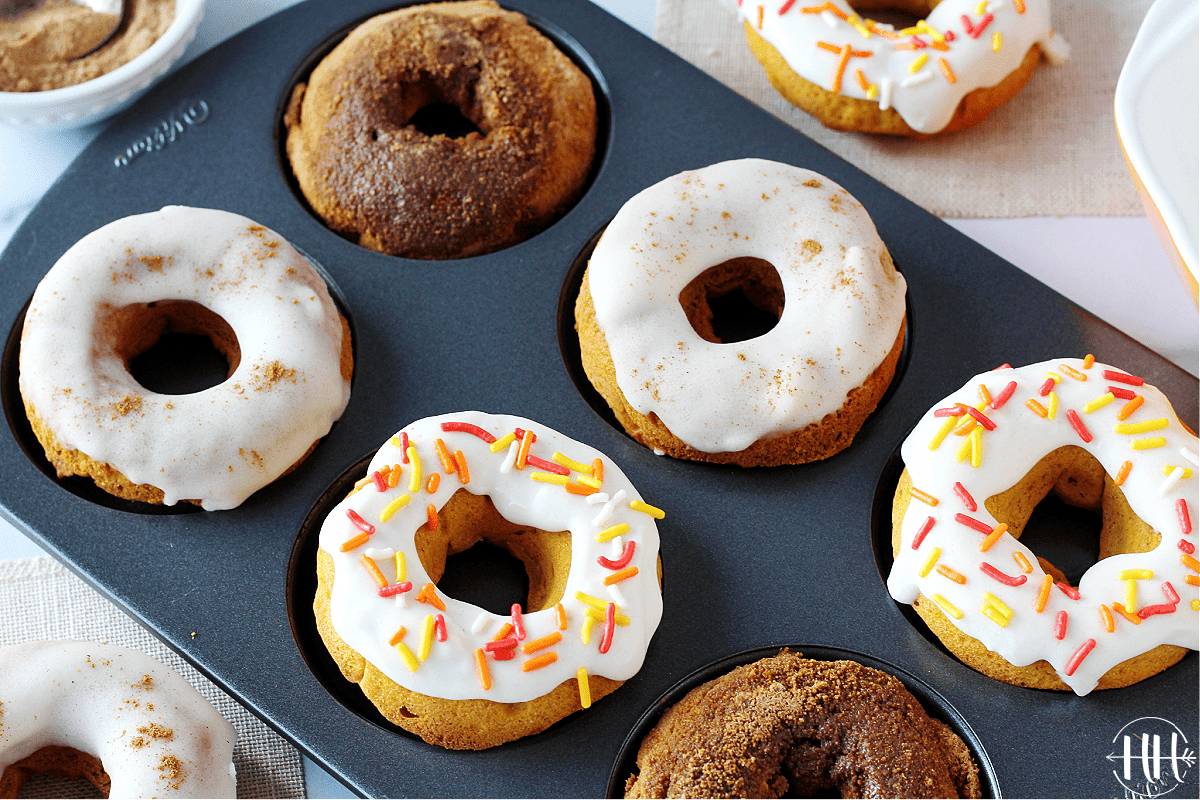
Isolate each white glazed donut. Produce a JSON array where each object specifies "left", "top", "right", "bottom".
[
  {"left": 580, "top": 158, "right": 907, "bottom": 464},
  {"left": 736, "top": 0, "right": 1070, "bottom": 135},
  {"left": 18, "top": 206, "right": 353, "bottom": 510},
  {"left": 316, "top": 411, "right": 663, "bottom": 748},
  {"left": 0, "top": 640, "right": 236, "bottom": 798},
  {"left": 888, "top": 357, "right": 1199, "bottom": 694}
]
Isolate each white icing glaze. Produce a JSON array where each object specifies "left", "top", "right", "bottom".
[
  {"left": 587, "top": 159, "right": 907, "bottom": 454},
  {"left": 18, "top": 206, "right": 352, "bottom": 510},
  {"left": 318, "top": 411, "right": 663, "bottom": 703},
  {"left": 887, "top": 358, "right": 1199, "bottom": 694},
  {"left": 736, "top": 0, "right": 1069, "bottom": 134},
  {"left": 0, "top": 640, "right": 237, "bottom": 797}
]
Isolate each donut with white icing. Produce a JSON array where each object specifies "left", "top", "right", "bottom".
[
  {"left": 315, "top": 411, "right": 663, "bottom": 749},
  {"left": 736, "top": 0, "right": 1070, "bottom": 136},
  {"left": 888, "top": 357, "right": 1199, "bottom": 694},
  {"left": 0, "top": 640, "right": 236, "bottom": 798},
  {"left": 19, "top": 206, "right": 353, "bottom": 510},
  {"left": 575, "top": 159, "right": 907, "bottom": 466}
]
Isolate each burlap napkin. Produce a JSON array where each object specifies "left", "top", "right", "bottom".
[
  {"left": 654, "top": 0, "right": 1152, "bottom": 218},
  {"left": 0, "top": 556, "right": 305, "bottom": 799}
]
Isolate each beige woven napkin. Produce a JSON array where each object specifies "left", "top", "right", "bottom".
[
  {"left": 0, "top": 556, "right": 305, "bottom": 799},
  {"left": 654, "top": 0, "right": 1151, "bottom": 218}
]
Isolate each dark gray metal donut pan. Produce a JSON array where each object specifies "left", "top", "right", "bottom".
[{"left": 0, "top": 1, "right": 1195, "bottom": 797}]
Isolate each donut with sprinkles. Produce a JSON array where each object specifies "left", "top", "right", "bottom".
[
  {"left": 888, "top": 356, "right": 1198, "bottom": 693},
  {"left": 315, "top": 411, "right": 663, "bottom": 748},
  {"left": 736, "top": 0, "right": 1070, "bottom": 136}
]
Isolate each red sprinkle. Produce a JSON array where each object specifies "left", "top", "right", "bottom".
[
  {"left": 377, "top": 581, "right": 412, "bottom": 598},
  {"left": 1038, "top": 378, "right": 1056, "bottom": 397},
  {"left": 778, "top": 0, "right": 798, "bottom": 13},
  {"left": 346, "top": 509, "right": 375, "bottom": 535},
  {"left": 990, "top": 381, "right": 1017, "bottom": 410},
  {"left": 912, "top": 516, "right": 936, "bottom": 550},
  {"left": 955, "top": 513, "right": 994, "bottom": 535},
  {"left": 1178, "top": 499, "right": 1192, "bottom": 536},
  {"left": 598, "top": 541, "right": 637, "bottom": 570},
  {"left": 599, "top": 603, "right": 616, "bottom": 654},
  {"left": 440, "top": 421, "right": 496, "bottom": 443},
  {"left": 981, "top": 562, "right": 1027, "bottom": 586},
  {"left": 484, "top": 637, "right": 518, "bottom": 652},
  {"left": 490, "top": 647, "right": 516, "bottom": 661},
  {"left": 1066, "top": 409, "right": 1092, "bottom": 443},
  {"left": 1138, "top": 603, "right": 1177, "bottom": 619},
  {"left": 1054, "top": 610, "right": 1068, "bottom": 640},
  {"left": 1056, "top": 581, "right": 1081, "bottom": 600},
  {"left": 1162, "top": 581, "right": 1181, "bottom": 605},
  {"left": 966, "top": 406, "right": 997, "bottom": 431},
  {"left": 372, "top": 470, "right": 388, "bottom": 492},
  {"left": 427, "top": 504, "right": 439, "bottom": 531},
  {"left": 953, "top": 482, "right": 977, "bottom": 512},
  {"left": 1064, "top": 639, "right": 1096, "bottom": 676},
  {"left": 434, "top": 614, "right": 448, "bottom": 642},
  {"left": 511, "top": 604, "right": 526, "bottom": 641},
  {"left": 962, "top": 12, "right": 994, "bottom": 38},
  {"left": 934, "top": 404, "right": 968, "bottom": 417},
  {"left": 1180, "top": 539, "right": 1196, "bottom": 555},
  {"left": 399, "top": 431, "right": 409, "bottom": 463},
  {"left": 526, "top": 455, "right": 570, "bottom": 475},
  {"left": 1102, "top": 369, "right": 1144, "bottom": 386},
  {"left": 513, "top": 428, "right": 537, "bottom": 444},
  {"left": 1107, "top": 386, "right": 1137, "bottom": 400}
]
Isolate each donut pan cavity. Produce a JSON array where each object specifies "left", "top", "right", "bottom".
[{"left": 0, "top": 1, "right": 1195, "bottom": 797}]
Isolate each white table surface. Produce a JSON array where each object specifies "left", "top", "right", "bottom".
[{"left": 1, "top": 1, "right": 1196, "bottom": 797}]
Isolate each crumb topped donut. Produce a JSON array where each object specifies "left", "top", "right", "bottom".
[
  {"left": 0, "top": 640, "right": 236, "bottom": 798},
  {"left": 624, "top": 649, "right": 981, "bottom": 798},
  {"left": 18, "top": 206, "right": 353, "bottom": 510},
  {"left": 284, "top": 0, "right": 597, "bottom": 260},
  {"left": 889, "top": 357, "right": 1199, "bottom": 693},
  {"left": 736, "top": 0, "right": 1070, "bottom": 136},
  {"left": 315, "top": 411, "right": 663, "bottom": 749},
  {"left": 576, "top": 159, "right": 907, "bottom": 466}
]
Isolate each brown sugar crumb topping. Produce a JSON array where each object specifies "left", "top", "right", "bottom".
[
  {"left": 139, "top": 255, "right": 165, "bottom": 272},
  {"left": 132, "top": 674, "right": 155, "bottom": 691},
  {"left": 803, "top": 178, "right": 822, "bottom": 188},
  {"left": 138, "top": 722, "right": 175, "bottom": 741},
  {"left": 800, "top": 239, "right": 822, "bottom": 260},
  {"left": 157, "top": 754, "right": 186, "bottom": 789},
  {"left": 251, "top": 360, "right": 297, "bottom": 390}
]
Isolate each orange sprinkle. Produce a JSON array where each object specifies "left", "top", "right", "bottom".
[
  {"left": 492, "top": 623, "right": 515, "bottom": 642},
  {"left": 340, "top": 532, "right": 370, "bottom": 552},
  {"left": 1083, "top": 354, "right": 1095, "bottom": 369},
  {"left": 979, "top": 523, "right": 1008, "bottom": 553},
  {"left": 1112, "top": 602, "right": 1141, "bottom": 625},
  {"left": 1014, "top": 0, "right": 1025, "bottom": 12},
  {"left": 555, "top": 602, "right": 568, "bottom": 631},
  {"left": 1013, "top": 551, "right": 1033, "bottom": 574},
  {"left": 1026, "top": 399, "right": 1049, "bottom": 418},
  {"left": 1035, "top": 573, "right": 1053, "bottom": 613},
  {"left": 426, "top": 473, "right": 440, "bottom": 493},
  {"left": 1060, "top": 363, "right": 1087, "bottom": 381},
  {"left": 523, "top": 632, "right": 563, "bottom": 654},
  {"left": 1099, "top": 604, "right": 1115, "bottom": 633},
  {"left": 522, "top": 652, "right": 558, "bottom": 672},
  {"left": 565, "top": 481, "right": 598, "bottom": 496},
  {"left": 434, "top": 438, "right": 456, "bottom": 474},
  {"left": 757, "top": 5, "right": 763, "bottom": 28},
  {"left": 474, "top": 648, "right": 491, "bottom": 690},
  {"left": 415, "top": 583, "right": 446, "bottom": 611},
  {"left": 1115, "top": 460, "right": 1133, "bottom": 486},
  {"left": 977, "top": 383, "right": 993, "bottom": 405},
  {"left": 386, "top": 465, "right": 401, "bottom": 489},
  {"left": 360, "top": 554, "right": 388, "bottom": 588},
  {"left": 426, "top": 503, "right": 439, "bottom": 531},
  {"left": 1117, "top": 395, "right": 1145, "bottom": 421},
  {"left": 388, "top": 626, "right": 407, "bottom": 646},
  {"left": 592, "top": 458, "right": 604, "bottom": 482},
  {"left": 832, "top": 43, "right": 852, "bottom": 92},
  {"left": 938, "top": 57, "right": 956, "bottom": 83},
  {"left": 517, "top": 429, "right": 534, "bottom": 470},
  {"left": 803, "top": 2, "right": 846, "bottom": 20},
  {"left": 604, "top": 566, "right": 640, "bottom": 585},
  {"left": 935, "top": 563, "right": 967, "bottom": 584},
  {"left": 454, "top": 450, "right": 470, "bottom": 485},
  {"left": 855, "top": 68, "right": 870, "bottom": 91},
  {"left": 1186, "top": 574, "right": 1199, "bottom": 586},
  {"left": 1183, "top": 553, "right": 1200, "bottom": 572},
  {"left": 909, "top": 487, "right": 939, "bottom": 506}
]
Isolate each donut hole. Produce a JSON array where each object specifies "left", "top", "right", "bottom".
[
  {"left": 983, "top": 445, "right": 1161, "bottom": 587},
  {"left": 679, "top": 257, "right": 785, "bottom": 344},
  {"left": 0, "top": 745, "right": 108, "bottom": 798},
  {"left": 845, "top": 1, "right": 933, "bottom": 31},
  {"left": 415, "top": 489, "right": 571, "bottom": 614},
  {"left": 108, "top": 300, "right": 240, "bottom": 396},
  {"left": 406, "top": 101, "right": 485, "bottom": 140}
]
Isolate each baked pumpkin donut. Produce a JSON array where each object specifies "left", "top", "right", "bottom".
[
  {"left": 576, "top": 159, "right": 906, "bottom": 466},
  {"left": 889, "top": 357, "right": 1199, "bottom": 693},
  {"left": 284, "top": 0, "right": 597, "bottom": 259},
  {"left": 18, "top": 206, "right": 353, "bottom": 510},
  {"left": 736, "top": 0, "right": 1070, "bottom": 136},
  {"left": 624, "top": 649, "right": 981, "bottom": 798},
  {"left": 315, "top": 411, "right": 664, "bottom": 749}
]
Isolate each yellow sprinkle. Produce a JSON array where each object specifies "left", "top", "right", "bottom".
[
  {"left": 577, "top": 474, "right": 603, "bottom": 489},
  {"left": 975, "top": 0, "right": 987, "bottom": 14},
  {"left": 490, "top": 432, "right": 516, "bottom": 453},
  {"left": 847, "top": 13, "right": 871, "bottom": 37},
  {"left": 1115, "top": 418, "right": 1169, "bottom": 434},
  {"left": 979, "top": 523, "right": 1008, "bottom": 552},
  {"left": 954, "top": 403, "right": 984, "bottom": 435},
  {"left": 1132, "top": 437, "right": 1167, "bottom": 450},
  {"left": 630, "top": 499, "right": 666, "bottom": 519},
  {"left": 1125, "top": 578, "right": 1139, "bottom": 612},
  {"left": 1192, "top": 599, "right": 1199, "bottom": 611},
  {"left": 1035, "top": 574, "right": 1052, "bottom": 613},
  {"left": 931, "top": 594, "right": 963, "bottom": 619},
  {"left": 1047, "top": 390, "right": 1058, "bottom": 420},
  {"left": 970, "top": 425, "right": 984, "bottom": 468},
  {"left": 577, "top": 667, "right": 592, "bottom": 709},
  {"left": 597, "top": 522, "right": 630, "bottom": 543},
  {"left": 395, "top": 551, "right": 406, "bottom": 582},
  {"left": 955, "top": 435, "right": 973, "bottom": 464},
  {"left": 580, "top": 615, "right": 595, "bottom": 645},
  {"left": 982, "top": 592, "right": 1013, "bottom": 620},
  {"left": 1119, "top": 569, "right": 1154, "bottom": 581},
  {"left": 909, "top": 53, "right": 928, "bottom": 73},
  {"left": 395, "top": 642, "right": 419, "bottom": 672},
  {"left": 1083, "top": 393, "right": 1115, "bottom": 413},
  {"left": 1163, "top": 465, "right": 1194, "bottom": 478},
  {"left": 553, "top": 452, "right": 592, "bottom": 473},
  {"left": 1045, "top": 371, "right": 1062, "bottom": 384},
  {"left": 866, "top": 83, "right": 878, "bottom": 100},
  {"left": 585, "top": 606, "right": 630, "bottom": 626},
  {"left": 991, "top": 31, "right": 1002, "bottom": 51},
  {"left": 574, "top": 591, "right": 607, "bottom": 611},
  {"left": 379, "top": 493, "right": 411, "bottom": 522},
  {"left": 909, "top": 487, "right": 939, "bottom": 507},
  {"left": 982, "top": 605, "right": 1011, "bottom": 627},
  {"left": 929, "top": 415, "right": 958, "bottom": 450},
  {"left": 419, "top": 615, "right": 435, "bottom": 661},
  {"left": 407, "top": 445, "right": 422, "bottom": 493},
  {"left": 1060, "top": 363, "right": 1088, "bottom": 381},
  {"left": 919, "top": 547, "right": 942, "bottom": 578},
  {"left": 1013, "top": 551, "right": 1033, "bottom": 574},
  {"left": 389, "top": 435, "right": 403, "bottom": 448},
  {"left": 531, "top": 471, "right": 569, "bottom": 485}
]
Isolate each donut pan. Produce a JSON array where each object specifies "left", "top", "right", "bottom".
[{"left": 0, "top": 0, "right": 1196, "bottom": 797}]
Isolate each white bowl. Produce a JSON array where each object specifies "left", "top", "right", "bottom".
[
  {"left": 0, "top": 0, "right": 206, "bottom": 130},
  {"left": 1114, "top": 0, "right": 1199, "bottom": 305}
]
